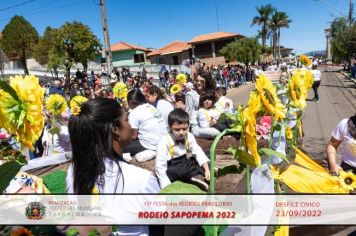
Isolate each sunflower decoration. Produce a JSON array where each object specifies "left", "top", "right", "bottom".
[
  {"left": 303, "top": 70, "right": 314, "bottom": 89},
  {"left": 0, "top": 75, "right": 45, "bottom": 150},
  {"left": 289, "top": 73, "right": 308, "bottom": 109},
  {"left": 113, "top": 82, "right": 128, "bottom": 101},
  {"left": 45, "top": 94, "right": 67, "bottom": 116},
  {"left": 299, "top": 54, "right": 311, "bottom": 67},
  {"left": 242, "top": 91, "right": 262, "bottom": 166},
  {"left": 11, "top": 227, "right": 33, "bottom": 236},
  {"left": 255, "top": 74, "right": 285, "bottom": 121},
  {"left": 286, "top": 125, "right": 293, "bottom": 140},
  {"left": 175, "top": 73, "right": 187, "bottom": 85},
  {"left": 338, "top": 170, "right": 356, "bottom": 191},
  {"left": 70, "top": 95, "right": 87, "bottom": 116},
  {"left": 170, "top": 84, "right": 181, "bottom": 94}
]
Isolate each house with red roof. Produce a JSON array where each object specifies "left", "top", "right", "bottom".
[
  {"left": 189, "top": 32, "right": 244, "bottom": 65},
  {"left": 102, "top": 41, "right": 153, "bottom": 67},
  {"left": 146, "top": 40, "right": 191, "bottom": 65}
]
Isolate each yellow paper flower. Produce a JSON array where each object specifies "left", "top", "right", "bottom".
[
  {"left": 71, "top": 106, "right": 81, "bottom": 116},
  {"left": 45, "top": 94, "right": 67, "bottom": 116},
  {"left": 69, "top": 95, "right": 87, "bottom": 116},
  {"left": 70, "top": 95, "right": 87, "bottom": 108},
  {"left": 241, "top": 92, "right": 262, "bottom": 166},
  {"left": 338, "top": 171, "right": 356, "bottom": 191},
  {"left": 289, "top": 73, "right": 307, "bottom": 109},
  {"left": 299, "top": 54, "right": 311, "bottom": 66},
  {"left": 286, "top": 125, "right": 293, "bottom": 140},
  {"left": 170, "top": 84, "right": 181, "bottom": 94},
  {"left": 255, "top": 74, "right": 285, "bottom": 121},
  {"left": 113, "top": 82, "right": 128, "bottom": 100},
  {"left": 0, "top": 75, "right": 45, "bottom": 150},
  {"left": 11, "top": 227, "right": 33, "bottom": 236},
  {"left": 175, "top": 73, "right": 187, "bottom": 85}
]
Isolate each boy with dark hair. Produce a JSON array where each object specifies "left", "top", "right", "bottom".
[{"left": 155, "top": 108, "right": 210, "bottom": 190}]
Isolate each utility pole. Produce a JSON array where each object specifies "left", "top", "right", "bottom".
[
  {"left": 349, "top": 0, "right": 354, "bottom": 27},
  {"left": 100, "top": 0, "right": 112, "bottom": 74}
]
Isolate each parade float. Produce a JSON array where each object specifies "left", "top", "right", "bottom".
[{"left": 1, "top": 62, "right": 356, "bottom": 236}]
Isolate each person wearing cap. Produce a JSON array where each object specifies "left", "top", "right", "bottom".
[{"left": 327, "top": 114, "right": 356, "bottom": 175}]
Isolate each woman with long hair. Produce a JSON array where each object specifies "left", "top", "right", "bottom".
[
  {"left": 124, "top": 89, "right": 167, "bottom": 161},
  {"left": 66, "top": 98, "right": 160, "bottom": 235}
]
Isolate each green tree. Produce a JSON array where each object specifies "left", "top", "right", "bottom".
[
  {"left": 251, "top": 4, "right": 275, "bottom": 49},
  {"left": 220, "top": 37, "right": 262, "bottom": 66},
  {"left": 38, "top": 21, "right": 101, "bottom": 80},
  {"left": 33, "top": 26, "right": 57, "bottom": 66},
  {"left": 269, "top": 11, "right": 292, "bottom": 59},
  {"left": 331, "top": 20, "right": 356, "bottom": 63},
  {"left": 0, "top": 15, "right": 39, "bottom": 75}
]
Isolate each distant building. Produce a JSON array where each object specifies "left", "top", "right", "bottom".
[
  {"left": 147, "top": 41, "right": 191, "bottom": 65},
  {"left": 189, "top": 32, "right": 244, "bottom": 66},
  {"left": 279, "top": 46, "right": 294, "bottom": 58},
  {"left": 99, "top": 41, "right": 152, "bottom": 67}
]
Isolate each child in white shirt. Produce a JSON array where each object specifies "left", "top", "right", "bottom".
[
  {"left": 155, "top": 108, "right": 210, "bottom": 189},
  {"left": 192, "top": 90, "right": 220, "bottom": 138},
  {"left": 214, "top": 87, "right": 234, "bottom": 115}
]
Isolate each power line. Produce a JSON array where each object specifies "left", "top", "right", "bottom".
[
  {"left": 315, "top": 0, "right": 347, "bottom": 17},
  {"left": 0, "top": 0, "right": 36, "bottom": 12},
  {"left": 0, "top": 0, "right": 88, "bottom": 22}
]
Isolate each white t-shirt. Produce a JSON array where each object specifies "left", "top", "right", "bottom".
[
  {"left": 129, "top": 103, "right": 167, "bottom": 150},
  {"left": 332, "top": 119, "right": 356, "bottom": 167},
  {"left": 156, "top": 99, "right": 174, "bottom": 129},
  {"left": 155, "top": 132, "right": 209, "bottom": 188},
  {"left": 66, "top": 159, "right": 161, "bottom": 236},
  {"left": 215, "top": 96, "right": 234, "bottom": 114},
  {"left": 42, "top": 124, "right": 71, "bottom": 156},
  {"left": 311, "top": 69, "right": 321, "bottom": 82},
  {"left": 197, "top": 108, "right": 220, "bottom": 128}
]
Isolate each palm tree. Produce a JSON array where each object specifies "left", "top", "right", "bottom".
[
  {"left": 252, "top": 4, "right": 275, "bottom": 49},
  {"left": 269, "top": 11, "right": 292, "bottom": 59}
]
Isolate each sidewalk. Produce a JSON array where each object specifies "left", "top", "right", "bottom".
[{"left": 340, "top": 71, "right": 356, "bottom": 85}]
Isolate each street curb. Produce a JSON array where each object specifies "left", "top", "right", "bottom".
[{"left": 340, "top": 71, "right": 356, "bottom": 85}]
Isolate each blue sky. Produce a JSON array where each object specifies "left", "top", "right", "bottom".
[{"left": 0, "top": 0, "right": 353, "bottom": 54}]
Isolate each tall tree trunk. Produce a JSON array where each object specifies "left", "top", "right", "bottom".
[
  {"left": 82, "top": 61, "right": 88, "bottom": 73},
  {"left": 262, "top": 24, "right": 266, "bottom": 49},
  {"left": 273, "top": 30, "right": 277, "bottom": 60},
  {"left": 21, "top": 57, "right": 29, "bottom": 75}
]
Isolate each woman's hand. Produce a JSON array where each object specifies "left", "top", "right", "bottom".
[{"left": 329, "top": 164, "right": 342, "bottom": 176}]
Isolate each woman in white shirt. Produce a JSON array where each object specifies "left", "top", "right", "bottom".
[
  {"left": 311, "top": 64, "right": 322, "bottom": 102},
  {"left": 327, "top": 114, "right": 356, "bottom": 175},
  {"left": 145, "top": 85, "right": 174, "bottom": 129},
  {"left": 66, "top": 98, "right": 161, "bottom": 235},
  {"left": 124, "top": 89, "right": 167, "bottom": 157}
]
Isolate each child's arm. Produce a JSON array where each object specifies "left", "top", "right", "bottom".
[
  {"left": 202, "top": 162, "right": 210, "bottom": 180},
  {"left": 188, "top": 133, "right": 210, "bottom": 179},
  {"left": 155, "top": 140, "right": 172, "bottom": 189}
]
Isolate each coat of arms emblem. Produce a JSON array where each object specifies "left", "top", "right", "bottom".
[{"left": 25, "top": 202, "right": 46, "bottom": 220}]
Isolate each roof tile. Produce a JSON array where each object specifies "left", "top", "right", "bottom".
[
  {"left": 147, "top": 41, "right": 190, "bottom": 57},
  {"left": 190, "top": 32, "right": 240, "bottom": 43}
]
